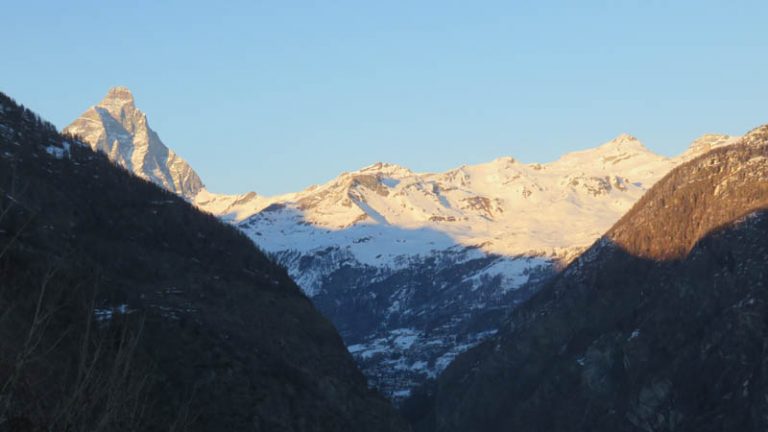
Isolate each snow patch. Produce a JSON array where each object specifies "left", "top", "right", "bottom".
[
  {"left": 45, "top": 141, "right": 70, "bottom": 159},
  {"left": 93, "top": 304, "right": 132, "bottom": 321}
]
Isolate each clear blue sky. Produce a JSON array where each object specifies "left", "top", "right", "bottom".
[{"left": 2, "top": 1, "right": 767, "bottom": 195}]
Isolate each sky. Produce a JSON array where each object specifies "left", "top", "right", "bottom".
[{"left": 2, "top": 0, "right": 767, "bottom": 195}]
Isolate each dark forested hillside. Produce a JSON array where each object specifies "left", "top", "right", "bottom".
[
  {"left": 406, "top": 126, "right": 768, "bottom": 432},
  {"left": 609, "top": 125, "right": 768, "bottom": 260},
  {"left": 0, "top": 92, "right": 407, "bottom": 432}
]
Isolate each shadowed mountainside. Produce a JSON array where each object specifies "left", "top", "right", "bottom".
[
  {"left": 405, "top": 126, "right": 768, "bottom": 432},
  {"left": 0, "top": 92, "right": 408, "bottom": 432},
  {"left": 242, "top": 206, "right": 556, "bottom": 400}
]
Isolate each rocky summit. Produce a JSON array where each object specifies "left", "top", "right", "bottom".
[{"left": 65, "top": 87, "right": 204, "bottom": 198}]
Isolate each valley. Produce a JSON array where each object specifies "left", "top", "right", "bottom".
[{"left": 65, "top": 87, "right": 742, "bottom": 399}]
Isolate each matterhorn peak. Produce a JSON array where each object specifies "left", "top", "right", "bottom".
[
  {"left": 65, "top": 87, "right": 204, "bottom": 198},
  {"left": 104, "top": 86, "right": 135, "bottom": 102},
  {"left": 88, "top": 87, "right": 143, "bottom": 127},
  {"left": 614, "top": 132, "right": 638, "bottom": 142},
  {"left": 98, "top": 86, "right": 136, "bottom": 113}
]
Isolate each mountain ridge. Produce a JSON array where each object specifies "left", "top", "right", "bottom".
[
  {"left": 406, "top": 126, "right": 768, "bottom": 431},
  {"left": 64, "top": 87, "right": 744, "bottom": 400}
]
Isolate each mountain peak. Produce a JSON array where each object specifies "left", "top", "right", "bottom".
[
  {"left": 358, "top": 162, "right": 413, "bottom": 176},
  {"left": 743, "top": 124, "right": 768, "bottom": 146},
  {"left": 555, "top": 133, "right": 656, "bottom": 167},
  {"left": 96, "top": 87, "right": 138, "bottom": 120},
  {"left": 592, "top": 133, "right": 653, "bottom": 155},
  {"left": 614, "top": 132, "right": 638, "bottom": 141},
  {"left": 492, "top": 156, "right": 517, "bottom": 165},
  {"left": 605, "top": 133, "right": 641, "bottom": 147},
  {"left": 685, "top": 133, "right": 731, "bottom": 153},
  {"left": 362, "top": 162, "right": 401, "bottom": 170},
  {"left": 101, "top": 86, "right": 135, "bottom": 105},
  {"left": 65, "top": 87, "right": 204, "bottom": 198}
]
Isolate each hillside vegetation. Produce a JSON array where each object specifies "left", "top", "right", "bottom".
[
  {"left": 406, "top": 127, "right": 768, "bottom": 432},
  {"left": 0, "top": 92, "right": 407, "bottom": 432}
]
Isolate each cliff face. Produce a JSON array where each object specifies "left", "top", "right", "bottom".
[
  {"left": 408, "top": 127, "right": 768, "bottom": 432},
  {"left": 0, "top": 92, "right": 407, "bottom": 431},
  {"left": 65, "top": 87, "right": 204, "bottom": 198}
]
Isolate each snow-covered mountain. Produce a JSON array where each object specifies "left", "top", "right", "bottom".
[
  {"left": 223, "top": 132, "right": 736, "bottom": 398},
  {"left": 200, "top": 132, "right": 737, "bottom": 261},
  {"left": 235, "top": 135, "right": 672, "bottom": 260},
  {"left": 65, "top": 87, "right": 204, "bottom": 198},
  {"left": 66, "top": 87, "right": 740, "bottom": 400},
  {"left": 415, "top": 125, "right": 768, "bottom": 432}
]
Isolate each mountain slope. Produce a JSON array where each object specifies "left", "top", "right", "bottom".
[
  {"left": 231, "top": 132, "right": 736, "bottom": 261},
  {"left": 408, "top": 125, "right": 768, "bottom": 431},
  {"left": 0, "top": 92, "right": 407, "bottom": 431},
  {"left": 229, "top": 132, "right": 736, "bottom": 398},
  {"left": 235, "top": 135, "right": 674, "bottom": 259},
  {"left": 65, "top": 87, "right": 741, "bottom": 400},
  {"left": 65, "top": 87, "right": 204, "bottom": 198}
]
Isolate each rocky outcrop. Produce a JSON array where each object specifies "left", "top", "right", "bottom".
[{"left": 65, "top": 87, "right": 204, "bottom": 198}]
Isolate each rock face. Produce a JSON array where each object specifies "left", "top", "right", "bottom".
[
  {"left": 65, "top": 87, "right": 204, "bottom": 198},
  {"left": 407, "top": 126, "right": 768, "bottom": 432},
  {"left": 0, "top": 92, "right": 407, "bottom": 431}
]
